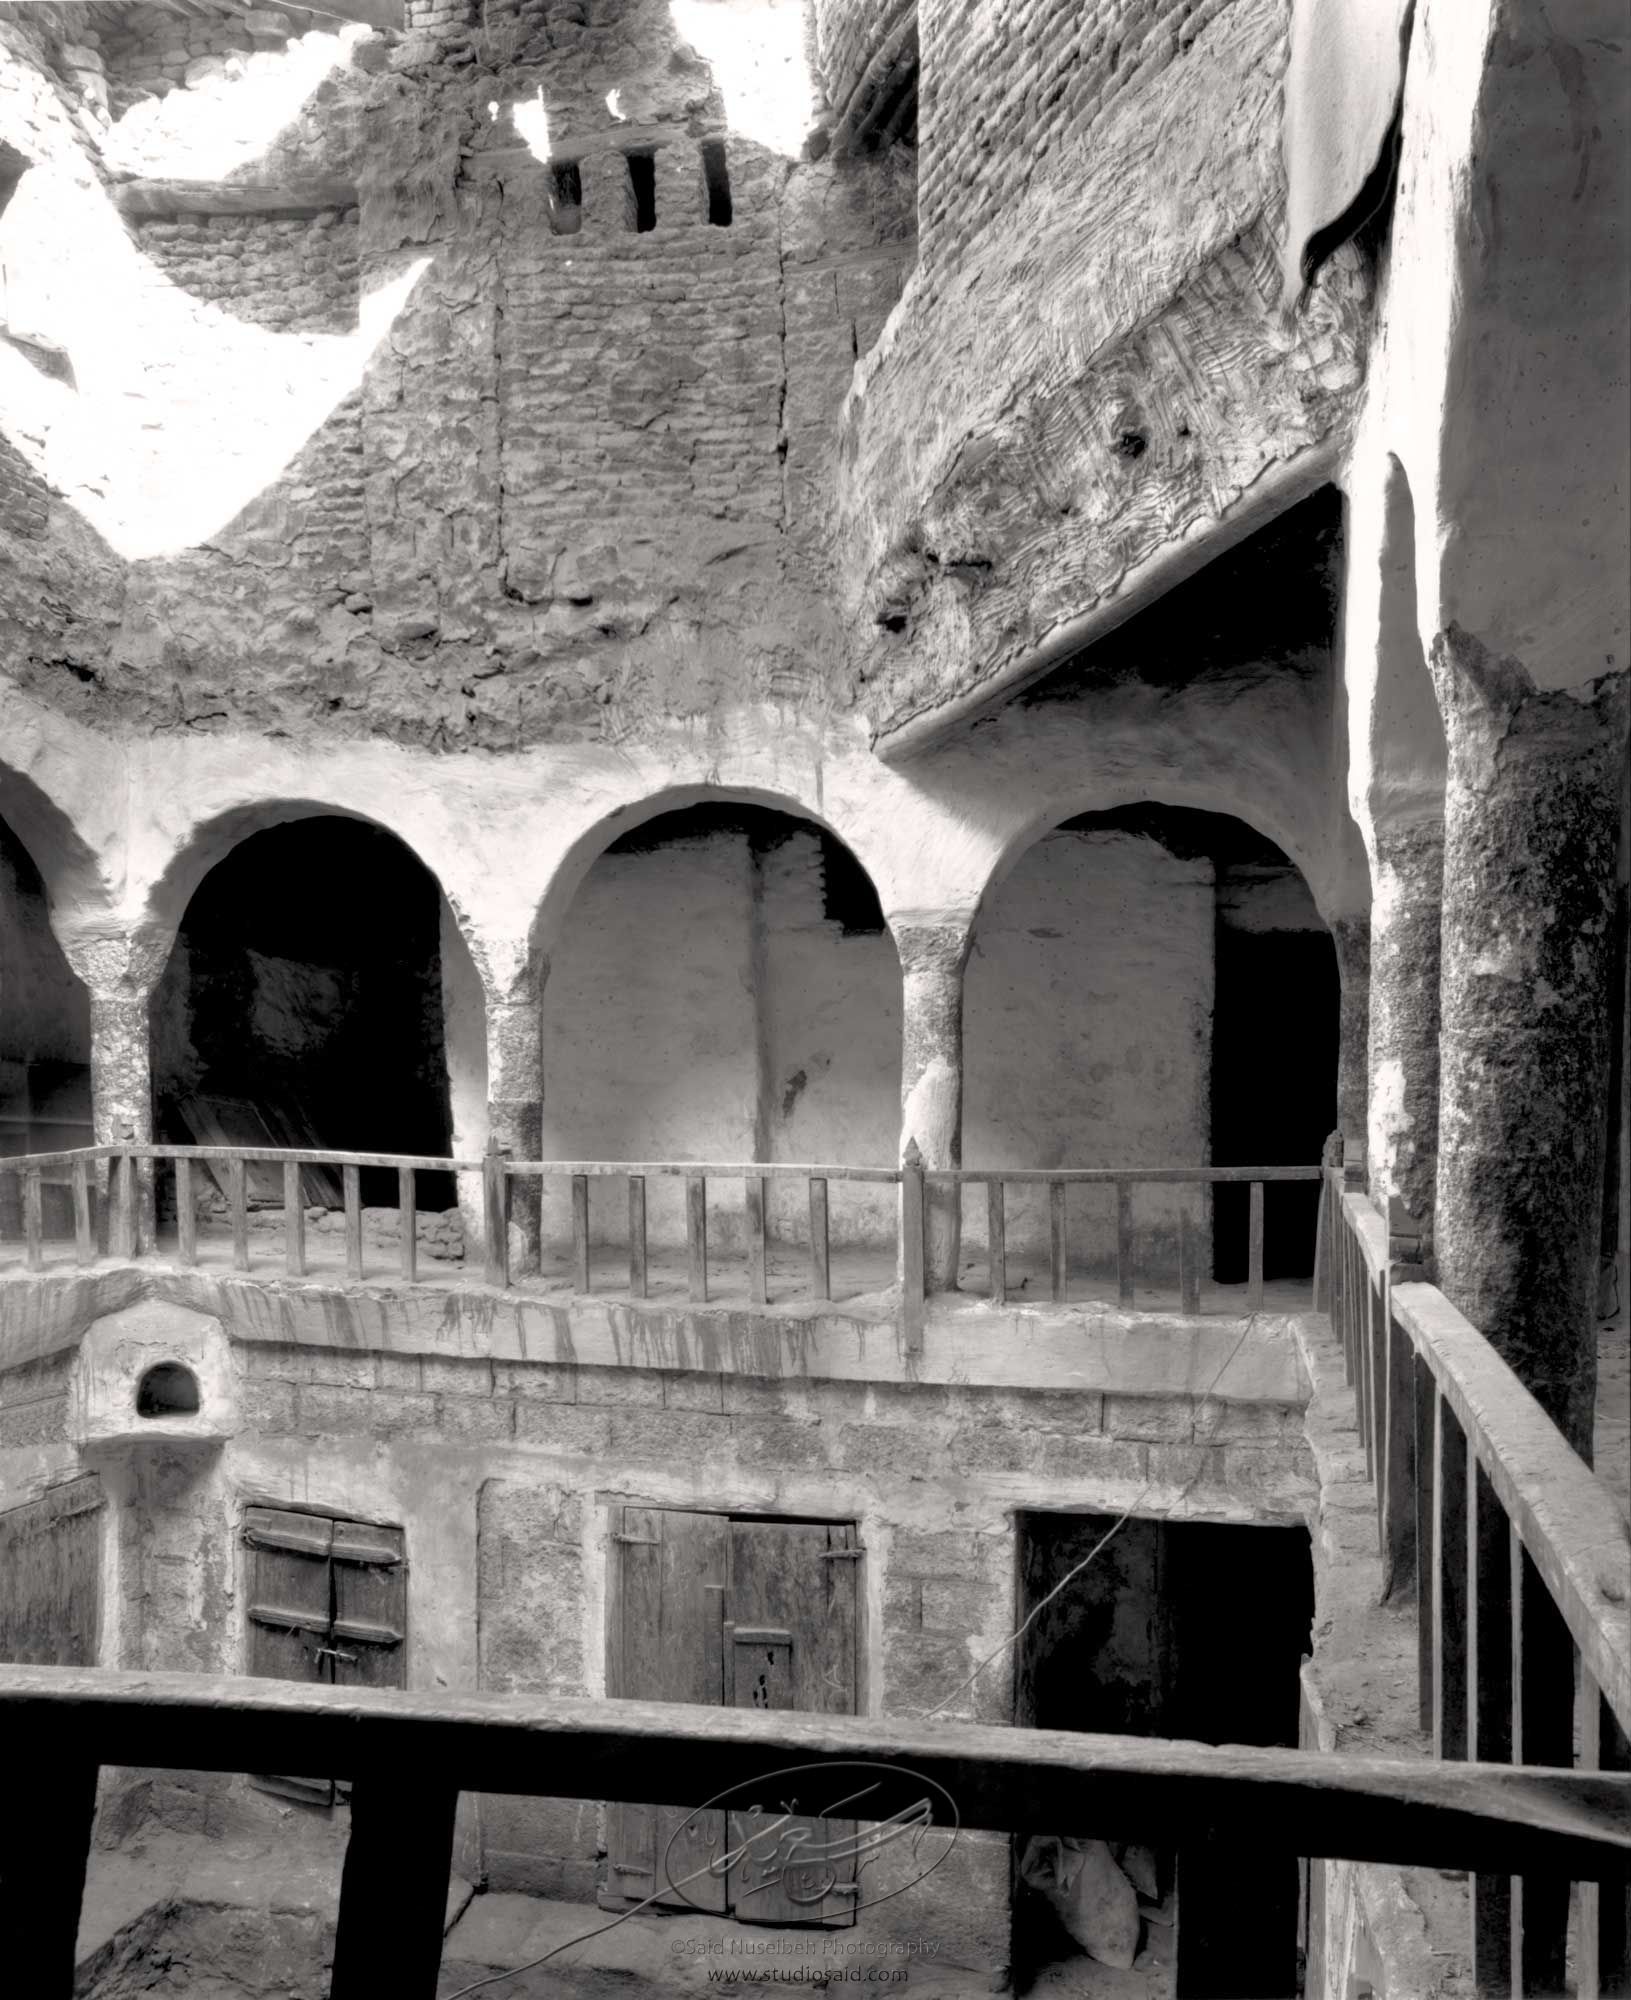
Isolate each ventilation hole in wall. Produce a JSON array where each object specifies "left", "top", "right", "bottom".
[
  {"left": 701, "top": 139, "right": 732, "bottom": 226},
  {"left": 625, "top": 150, "right": 656, "bottom": 233},
  {"left": 549, "top": 159, "right": 582, "bottom": 236},
  {"left": 136, "top": 1361, "right": 201, "bottom": 1418}
]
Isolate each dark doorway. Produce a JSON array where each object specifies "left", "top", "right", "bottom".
[
  {"left": 1014, "top": 1512, "right": 1314, "bottom": 1997},
  {"left": 151, "top": 818, "right": 456, "bottom": 1209}
]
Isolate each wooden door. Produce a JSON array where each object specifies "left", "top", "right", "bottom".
[
  {"left": 607, "top": 1507, "right": 730, "bottom": 1910},
  {"left": 605, "top": 1511, "right": 858, "bottom": 1923},
  {"left": 725, "top": 1520, "right": 858, "bottom": 1925},
  {"left": 0, "top": 1476, "right": 103, "bottom": 1665}
]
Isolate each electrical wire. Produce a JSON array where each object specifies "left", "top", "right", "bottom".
[{"left": 442, "top": 1316, "right": 1264, "bottom": 1995}]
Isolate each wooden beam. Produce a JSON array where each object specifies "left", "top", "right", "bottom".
[
  {"left": 113, "top": 178, "right": 358, "bottom": 220},
  {"left": 0, "top": 1669, "right": 1625, "bottom": 1881}
]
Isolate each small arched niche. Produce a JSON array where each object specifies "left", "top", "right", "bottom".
[{"left": 136, "top": 1360, "right": 201, "bottom": 1419}]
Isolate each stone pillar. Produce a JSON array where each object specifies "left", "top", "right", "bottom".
[
  {"left": 896, "top": 920, "right": 971, "bottom": 1293},
  {"left": 487, "top": 984, "right": 543, "bottom": 1276},
  {"left": 1431, "top": 628, "right": 1628, "bottom": 1457},
  {"left": 59, "top": 931, "right": 162, "bottom": 1253},
  {"left": 1367, "top": 817, "right": 1444, "bottom": 1269},
  {"left": 1329, "top": 912, "right": 1371, "bottom": 1160}
]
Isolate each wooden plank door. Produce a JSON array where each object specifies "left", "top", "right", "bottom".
[
  {"left": 329, "top": 1520, "right": 407, "bottom": 1689},
  {"left": 725, "top": 1520, "right": 859, "bottom": 1926},
  {"left": 243, "top": 1507, "right": 339, "bottom": 1804},
  {"left": 607, "top": 1507, "right": 729, "bottom": 1911},
  {"left": 0, "top": 1476, "right": 103, "bottom": 1665}
]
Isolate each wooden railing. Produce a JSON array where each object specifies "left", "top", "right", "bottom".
[
  {"left": 1321, "top": 1167, "right": 1631, "bottom": 1997},
  {"left": 1, "top": 1666, "right": 1626, "bottom": 2000},
  {"left": 0, "top": 1145, "right": 1321, "bottom": 1335}
]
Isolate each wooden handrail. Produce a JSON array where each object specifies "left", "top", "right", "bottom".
[
  {"left": 936, "top": 1164, "right": 1322, "bottom": 1184},
  {"left": 0, "top": 1667, "right": 1625, "bottom": 1877}
]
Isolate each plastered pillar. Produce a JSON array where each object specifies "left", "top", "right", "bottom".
[
  {"left": 63, "top": 934, "right": 163, "bottom": 1255},
  {"left": 1430, "top": 629, "right": 1628, "bottom": 1456},
  {"left": 895, "top": 919, "right": 971, "bottom": 1293},
  {"left": 1367, "top": 817, "right": 1444, "bottom": 1269},
  {"left": 1329, "top": 914, "right": 1370, "bottom": 1163},
  {"left": 487, "top": 985, "right": 543, "bottom": 1276}
]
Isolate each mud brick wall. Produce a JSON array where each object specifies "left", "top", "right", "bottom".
[
  {"left": 132, "top": 211, "right": 361, "bottom": 336},
  {"left": 916, "top": 0, "right": 1238, "bottom": 284}
]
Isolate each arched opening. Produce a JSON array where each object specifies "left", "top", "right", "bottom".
[
  {"left": 541, "top": 803, "right": 900, "bottom": 1291},
  {"left": 150, "top": 816, "right": 460, "bottom": 1235},
  {"left": 136, "top": 1360, "right": 201, "bottom": 1418},
  {"left": 0, "top": 813, "right": 92, "bottom": 1240},
  {"left": 965, "top": 805, "right": 1338, "bottom": 1301}
]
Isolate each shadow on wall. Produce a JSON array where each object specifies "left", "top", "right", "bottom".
[{"left": 149, "top": 816, "right": 457, "bottom": 1211}]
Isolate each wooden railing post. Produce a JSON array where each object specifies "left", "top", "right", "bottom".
[
  {"left": 1178, "top": 1200, "right": 1200, "bottom": 1316},
  {"left": 283, "top": 1161, "right": 305, "bottom": 1278},
  {"left": 1380, "top": 1297, "right": 1416, "bottom": 1602},
  {"left": 1049, "top": 1179, "right": 1068, "bottom": 1303},
  {"left": 808, "top": 1176, "right": 829, "bottom": 1301},
  {"left": 1512, "top": 1537, "right": 1575, "bottom": 1994},
  {"left": 629, "top": 1175, "right": 648, "bottom": 1298},
  {"left": 1116, "top": 1181, "right": 1134, "bottom": 1307},
  {"left": 746, "top": 1174, "right": 768, "bottom": 1307},
  {"left": 342, "top": 1164, "right": 363, "bottom": 1280},
  {"left": 686, "top": 1173, "right": 708, "bottom": 1303},
  {"left": 1247, "top": 1180, "right": 1265, "bottom": 1313},
  {"left": 1468, "top": 1458, "right": 1514, "bottom": 1995},
  {"left": 987, "top": 1180, "right": 1007, "bottom": 1305},
  {"left": 23, "top": 1167, "right": 43, "bottom": 1272},
  {"left": 1415, "top": 1348, "right": 1437, "bottom": 1735},
  {"left": 71, "top": 1157, "right": 94, "bottom": 1267},
  {"left": 0, "top": 1754, "right": 99, "bottom": 2000},
  {"left": 483, "top": 1144, "right": 510, "bottom": 1289},
  {"left": 331, "top": 1773, "right": 459, "bottom": 2000},
  {"left": 900, "top": 1143, "right": 925, "bottom": 1357},
  {"left": 1433, "top": 1390, "right": 1469, "bottom": 1761},
  {"left": 228, "top": 1155, "right": 250, "bottom": 1272},
  {"left": 398, "top": 1165, "right": 416, "bottom": 1283},
  {"left": 571, "top": 1173, "right": 591, "bottom": 1294},
  {"left": 174, "top": 1156, "right": 196, "bottom": 1267}
]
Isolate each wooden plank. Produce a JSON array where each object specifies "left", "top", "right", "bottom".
[
  {"left": 114, "top": 176, "right": 361, "bottom": 219},
  {"left": 114, "top": 1152, "right": 137, "bottom": 1261},
  {"left": 0, "top": 1753, "right": 98, "bottom": 2000},
  {"left": 398, "top": 1168, "right": 416, "bottom": 1283},
  {"left": 1381, "top": 1299, "right": 1416, "bottom": 1601},
  {"left": 0, "top": 1476, "right": 104, "bottom": 1666},
  {"left": 1416, "top": 1348, "right": 1437, "bottom": 1735},
  {"left": 1178, "top": 1202, "right": 1200, "bottom": 1316},
  {"left": 1590, "top": 1692, "right": 1631, "bottom": 1997},
  {"left": 1392, "top": 1280, "right": 1631, "bottom": 1734},
  {"left": 284, "top": 1161, "right": 305, "bottom": 1278},
  {"left": 937, "top": 1164, "right": 1323, "bottom": 1185},
  {"left": 1469, "top": 1460, "right": 1513, "bottom": 1997},
  {"left": 900, "top": 1144, "right": 925, "bottom": 1355},
  {"left": 629, "top": 1176, "right": 648, "bottom": 1298},
  {"left": 746, "top": 1175, "right": 768, "bottom": 1307},
  {"left": 0, "top": 1667, "right": 1626, "bottom": 1880},
  {"left": 330, "top": 1522, "right": 406, "bottom": 1690},
  {"left": 1116, "top": 1180, "right": 1134, "bottom": 1306},
  {"left": 606, "top": 1505, "right": 664, "bottom": 1903},
  {"left": 71, "top": 1156, "right": 93, "bottom": 1266},
  {"left": 244, "top": 1508, "right": 333, "bottom": 1683},
  {"left": 23, "top": 1167, "right": 43, "bottom": 1270},
  {"left": 686, "top": 1174, "right": 708, "bottom": 1304},
  {"left": 1247, "top": 1180, "right": 1264, "bottom": 1312},
  {"left": 1368, "top": 1278, "right": 1385, "bottom": 1507},
  {"left": 343, "top": 1164, "right": 363, "bottom": 1281},
  {"left": 505, "top": 1159, "right": 901, "bottom": 1183},
  {"left": 1311, "top": 1168, "right": 1331, "bottom": 1313},
  {"left": 173, "top": 1156, "right": 194, "bottom": 1267},
  {"left": 483, "top": 1147, "right": 509, "bottom": 1288},
  {"left": 988, "top": 1179, "right": 1007, "bottom": 1304},
  {"left": 808, "top": 1177, "right": 829, "bottom": 1300},
  {"left": 330, "top": 1774, "right": 458, "bottom": 2000},
  {"left": 128, "top": 1142, "right": 486, "bottom": 1174},
  {"left": 1434, "top": 1391, "right": 1469, "bottom": 1762},
  {"left": 1049, "top": 1180, "right": 1068, "bottom": 1302},
  {"left": 1513, "top": 1540, "right": 1574, "bottom": 1996},
  {"left": 571, "top": 1173, "right": 591, "bottom": 1293},
  {"left": 228, "top": 1155, "right": 250, "bottom": 1272}
]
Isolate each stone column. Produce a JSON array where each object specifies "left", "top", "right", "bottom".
[
  {"left": 1431, "top": 628, "right": 1628, "bottom": 1457},
  {"left": 486, "top": 980, "right": 543, "bottom": 1277},
  {"left": 1329, "top": 912, "right": 1371, "bottom": 1163},
  {"left": 64, "top": 934, "right": 163, "bottom": 1255},
  {"left": 895, "top": 919, "right": 971, "bottom": 1294},
  {"left": 1367, "top": 817, "right": 1444, "bottom": 1269}
]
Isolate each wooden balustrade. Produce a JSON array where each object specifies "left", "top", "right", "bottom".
[
  {"left": 1, "top": 1148, "right": 1320, "bottom": 1331},
  {"left": 1324, "top": 1169, "right": 1631, "bottom": 1997},
  {"left": 0, "top": 1664, "right": 1626, "bottom": 2000}
]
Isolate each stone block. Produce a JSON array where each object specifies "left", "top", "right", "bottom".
[
  {"left": 1034, "top": 1434, "right": 1148, "bottom": 1482},
  {"left": 1101, "top": 1394, "right": 1194, "bottom": 1443},
  {"left": 728, "top": 1416, "right": 829, "bottom": 1468},
  {"left": 183, "top": 54, "right": 229, "bottom": 85},
  {"left": 889, "top": 1528, "right": 1004, "bottom": 1581},
  {"left": 419, "top": 1354, "right": 494, "bottom": 1397},
  {"left": 577, "top": 1367, "right": 665, "bottom": 1408},
  {"left": 437, "top": 1393, "right": 516, "bottom": 1443},
  {"left": 496, "top": 1360, "right": 578, "bottom": 1402},
  {"left": 294, "top": 1348, "right": 378, "bottom": 1391},
  {"left": 834, "top": 1421, "right": 939, "bottom": 1475},
  {"left": 946, "top": 1424, "right": 1040, "bottom": 1473},
  {"left": 478, "top": 1484, "right": 586, "bottom": 1695},
  {"left": 663, "top": 1371, "right": 725, "bottom": 1412},
  {"left": 919, "top": 1578, "right": 991, "bottom": 1636},
  {"left": 513, "top": 1403, "right": 614, "bottom": 1453},
  {"left": 0, "top": 1395, "right": 66, "bottom": 1447},
  {"left": 238, "top": 1380, "right": 299, "bottom": 1432},
  {"left": 607, "top": 1408, "right": 731, "bottom": 1459}
]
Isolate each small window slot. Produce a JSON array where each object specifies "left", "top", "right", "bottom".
[
  {"left": 548, "top": 159, "right": 582, "bottom": 236},
  {"left": 701, "top": 140, "right": 731, "bottom": 226},
  {"left": 625, "top": 149, "right": 656, "bottom": 233}
]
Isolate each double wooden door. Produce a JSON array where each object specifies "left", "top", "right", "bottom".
[{"left": 607, "top": 1509, "right": 860, "bottom": 1924}]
